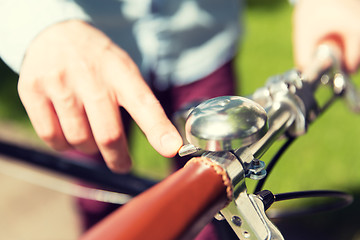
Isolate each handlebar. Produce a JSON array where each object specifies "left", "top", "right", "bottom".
[{"left": 81, "top": 157, "right": 232, "bottom": 240}]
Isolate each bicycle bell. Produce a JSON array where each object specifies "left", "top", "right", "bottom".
[{"left": 185, "top": 96, "right": 268, "bottom": 151}]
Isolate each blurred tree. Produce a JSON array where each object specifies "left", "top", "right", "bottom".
[
  {"left": 246, "top": 0, "right": 288, "bottom": 9},
  {"left": 0, "top": 59, "right": 27, "bottom": 122}
]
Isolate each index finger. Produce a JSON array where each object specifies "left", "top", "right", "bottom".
[{"left": 103, "top": 52, "right": 183, "bottom": 157}]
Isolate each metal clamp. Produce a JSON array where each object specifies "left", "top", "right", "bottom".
[{"left": 203, "top": 151, "right": 284, "bottom": 240}]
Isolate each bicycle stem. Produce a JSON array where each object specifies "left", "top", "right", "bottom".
[{"left": 236, "top": 103, "right": 295, "bottom": 162}]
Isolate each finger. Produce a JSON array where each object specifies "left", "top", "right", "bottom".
[
  {"left": 77, "top": 72, "right": 132, "bottom": 173},
  {"left": 344, "top": 35, "right": 360, "bottom": 73},
  {"left": 18, "top": 77, "right": 71, "bottom": 151},
  {"left": 125, "top": 88, "right": 183, "bottom": 158},
  {"left": 45, "top": 71, "right": 98, "bottom": 154},
  {"left": 293, "top": 31, "right": 314, "bottom": 71},
  {"left": 84, "top": 93, "right": 131, "bottom": 173},
  {"left": 292, "top": 5, "right": 310, "bottom": 71},
  {"left": 102, "top": 52, "right": 183, "bottom": 157}
]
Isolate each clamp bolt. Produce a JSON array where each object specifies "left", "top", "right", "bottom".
[
  {"left": 247, "top": 159, "right": 267, "bottom": 180},
  {"left": 231, "top": 216, "right": 242, "bottom": 227}
]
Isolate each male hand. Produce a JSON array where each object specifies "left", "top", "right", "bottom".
[
  {"left": 18, "top": 20, "right": 183, "bottom": 173},
  {"left": 293, "top": 0, "right": 360, "bottom": 73}
]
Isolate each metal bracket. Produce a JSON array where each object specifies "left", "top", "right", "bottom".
[
  {"left": 220, "top": 193, "right": 284, "bottom": 240},
  {"left": 203, "top": 151, "right": 284, "bottom": 240}
]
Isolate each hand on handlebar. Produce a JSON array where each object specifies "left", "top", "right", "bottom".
[
  {"left": 293, "top": 0, "right": 360, "bottom": 73},
  {"left": 18, "top": 20, "right": 183, "bottom": 173}
]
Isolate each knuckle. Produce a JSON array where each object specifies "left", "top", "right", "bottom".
[
  {"left": 46, "top": 69, "right": 69, "bottom": 92},
  {"left": 54, "top": 89, "right": 78, "bottom": 107},
  {"left": 17, "top": 76, "right": 41, "bottom": 96},
  {"left": 18, "top": 68, "right": 67, "bottom": 97},
  {"left": 38, "top": 128, "right": 69, "bottom": 151},
  {"left": 105, "top": 153, "right": 132, "bottom": 174},
  {"left": 136, "top": 92, "right": 161, "bottom": 108},
  {"left": 47, "top": 68, "right": 66, "bottom": 81},
  {"left": 67, "top": 132, "right": 90, "bottom": 147},
  {"left": 96, "top": 129, "right": 123, "bottom": 148},
  {"left": 38, "top": 128, "right": 58, "bottom": 143},
  {"left": 103, "top": 46, "right": 140, "bottom": 77}
]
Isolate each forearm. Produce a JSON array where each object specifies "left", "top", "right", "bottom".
[{"left": 0, "top": 0, "right": 91, "bottom": 73}]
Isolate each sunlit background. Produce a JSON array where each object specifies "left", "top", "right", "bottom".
[{"left": 1, "top": 1, "right": 360, "bottom": 239}]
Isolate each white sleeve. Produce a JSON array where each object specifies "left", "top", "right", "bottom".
[{"left": 0, "top": 0, "right": 91, "bottom": 73}]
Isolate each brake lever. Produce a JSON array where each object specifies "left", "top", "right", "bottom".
[
  {"left": 342, "top": 74, "right": 360, "bottom": 113},
  {"left": 301, "top": 43, "right": 360, "bottom": 114}
]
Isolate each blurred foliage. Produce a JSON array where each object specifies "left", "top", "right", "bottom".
[
  {"left": 246, "top": 0, "right": 289, "bottom": 9},
  {"left": 0, "top": 60, "right": 28, "bottom": 123}
]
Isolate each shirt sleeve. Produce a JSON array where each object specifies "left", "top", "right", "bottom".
[{"left": 0, "top": 0, "right": 91, "bottom": 73}]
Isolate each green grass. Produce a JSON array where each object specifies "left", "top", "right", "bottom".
[{"left": 237, "top": 1, "right": 360, "bottom": 194}]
